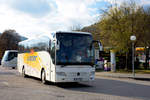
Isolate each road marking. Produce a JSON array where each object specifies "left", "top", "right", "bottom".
[{"left": 1, "top": 81, "right": 9, "bottom": 86}]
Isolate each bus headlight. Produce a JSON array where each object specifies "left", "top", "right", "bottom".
[{"left": 56, "top": 72, "right": 67, "bottom": 76}]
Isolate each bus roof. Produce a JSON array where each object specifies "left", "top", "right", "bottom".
[
  {"left": 19, "top": 31, "right": 92, "bottom": 45},
  {"left": 5, "top": 50, "right": 18, "bottom": 52},
  {"left": 56, "top": 31, "right": 92, "bottom": 35}
]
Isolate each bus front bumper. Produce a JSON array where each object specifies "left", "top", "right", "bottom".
[{"left": 55, "top": 72, "right": 95, "bottom": 82}]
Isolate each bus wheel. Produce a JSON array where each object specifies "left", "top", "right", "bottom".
[
  {"left": 41, "top": 70, "right": 46, "bottom": 84},
  {"left": 22, "top": 67, "right": 26, "bottom": 78}
]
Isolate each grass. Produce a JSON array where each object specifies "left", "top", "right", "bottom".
[
  {"left": 96, "top": 67, "right": 150, "bottom": 74},
  {"left": 116, "top": 69, "right": 150, "bottom": 74}
]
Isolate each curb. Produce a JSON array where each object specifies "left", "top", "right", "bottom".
[{"left": 96, "top": 73, "right": 150, "bottom": 81}]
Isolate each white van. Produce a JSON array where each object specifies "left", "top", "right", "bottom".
[{"left": 1, "top": 50, "right": 18, "bottom": 68}]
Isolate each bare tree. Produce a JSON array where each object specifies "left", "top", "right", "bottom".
[{"left": 0, "top": 29, "right": 21, "bottom": 59}]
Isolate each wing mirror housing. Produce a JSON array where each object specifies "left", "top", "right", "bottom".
[
  {"left": 92, "top": 40, "right": 103, "bottom": 51},
  {"left": 56, "top": 40, "right": 60, "bottom": 50}
]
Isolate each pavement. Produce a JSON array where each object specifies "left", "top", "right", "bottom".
[
  {"left": 1, "top": 66, "right": 150, "bottom": 80},
  {"left": 96, "top": 71, "right": 150, "bottom": 81},
  {"left": 1, "top": 66, "right": 150, "bottom": 100}
]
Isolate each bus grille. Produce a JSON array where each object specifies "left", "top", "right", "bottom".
[{"left": 68, "top": 72, "right": 89, "bottom": 77}]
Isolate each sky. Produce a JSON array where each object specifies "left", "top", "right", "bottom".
[{"left": 0, "top": 0, "right": 149, "bottom": 38}]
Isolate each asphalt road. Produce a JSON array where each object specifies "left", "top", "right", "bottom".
[{"left": 0, "top": 66, "right": 150, "bottom": 100}]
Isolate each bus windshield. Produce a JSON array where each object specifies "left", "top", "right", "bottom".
[{"left": 56, "top": 33, "right": 94, "bottom": 65}]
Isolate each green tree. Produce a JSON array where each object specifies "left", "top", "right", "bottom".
[
  {"left": 81, "top": 23, "right": 101, "bottom": 41},
  {"left": 99, "top": 1, "right": 150, "bottom": 69}
]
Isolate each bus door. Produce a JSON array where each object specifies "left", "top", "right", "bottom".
[{"left": 50, "top": 39, "right": 56, "bottom": 82}]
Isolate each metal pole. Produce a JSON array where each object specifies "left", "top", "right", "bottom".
[{"left": 132, "top": 42, "right": 135, "bottom": 78}]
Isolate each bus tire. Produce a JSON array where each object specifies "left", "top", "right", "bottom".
[
  {"left": 41, "top": 70, "right": 46, "bottom": 84},
  {"left": 22, "top": 67, "right": 26, "bottom": 78}
]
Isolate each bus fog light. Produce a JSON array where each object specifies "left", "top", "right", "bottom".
[{"left": 56, "top": 72, "right": 67, "bottom": 76}]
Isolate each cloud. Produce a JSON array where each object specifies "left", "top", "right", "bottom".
[
  {"left": 141, "top": 0, "right": 150, "bottom": 5},
  {"left": 0, "top": 0, "right": 100, "bottom": 38},
  {"left": 0, "top": 5, "right": 49, "bottom": 37},
  {"left": 0, "top": 0, "right": 148, "bottom": 38},
  {"left": 0, "top": 0, "right": 52, "bottom": 17},
  {"left": 102, "top": 0, "right": 150, "bottom": 6},
  {"left": 11, "top": 0, "right": 51, "bottom": 17},
  {"left": 53, "top": 0, "right": 98, "bottom": 27}
]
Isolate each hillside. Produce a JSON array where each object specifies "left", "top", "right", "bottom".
[
  {"left": 81, "top": 23, "right": 101, "bottom": 41},
  {"left": 19, "top": 35, "right": 28, "bottom": 41}
]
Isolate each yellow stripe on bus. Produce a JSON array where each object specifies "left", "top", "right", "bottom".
[{"left": 23, "top": 52, "right": 42, "bottom": 71}]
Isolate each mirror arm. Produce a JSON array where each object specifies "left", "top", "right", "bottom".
[{"left": 93, "top": 40, "right": 103, "bottom": 51}]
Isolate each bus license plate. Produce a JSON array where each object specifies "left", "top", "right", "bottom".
[{"left": 74, "top": 78, "right": 82, "bottom": 81}]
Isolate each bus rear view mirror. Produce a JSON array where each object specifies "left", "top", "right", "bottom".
[
  {"left": 92, "top": 40, "right": 103, "bottom": 51},
  {"left": 56, "top": 40, "right": 60, "bottom": 50}
]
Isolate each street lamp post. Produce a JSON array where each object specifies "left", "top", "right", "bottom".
[
  {"left": 130, "top": 35, "right": 136, "bottom": 78},
  {"left": 146, "top": 46, "right": 149, "bottom": 69}
]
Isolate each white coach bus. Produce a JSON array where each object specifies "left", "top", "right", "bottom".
[{"left": 18, "top": 31, "right": 102, "bottom": 83}]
